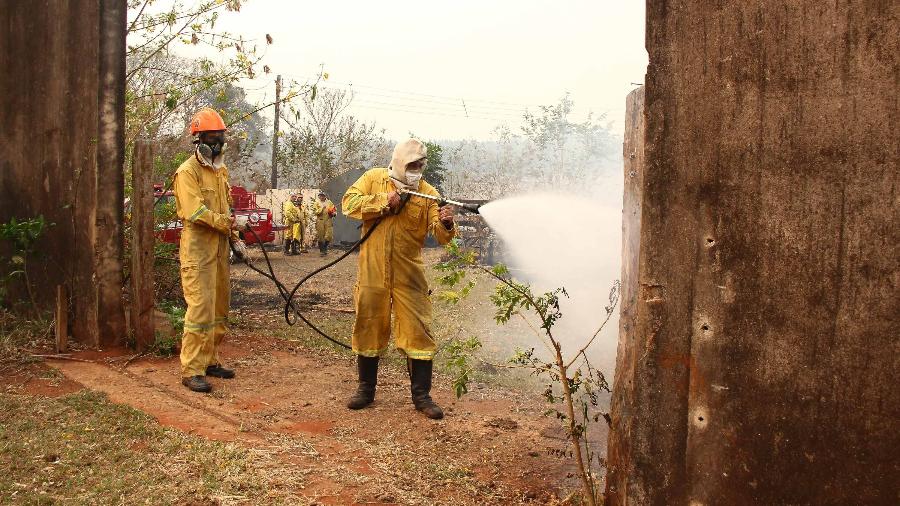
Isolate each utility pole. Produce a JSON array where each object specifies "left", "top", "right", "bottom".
[{"left": 271, "top": 74, "right": 281, "bottom": 189}]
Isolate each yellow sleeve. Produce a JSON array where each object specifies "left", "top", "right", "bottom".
[
  {"left": 174, "top": 168, "right": 232, "bottom": 235},
  {"left": 283, "top": 203, "right": 299, "bottom": 222},
  {"left": 224, "top": 170, "right": 240, "bottom": 241},
  {"left": 424, "top": 187, "right": 456, "bottom": 245},
  {"left": 342, "top": 171, "right": 390, "bottom": 221}
]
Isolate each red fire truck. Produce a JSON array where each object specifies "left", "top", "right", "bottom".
[{"left": 154, "top": 184, "right": 275, "bottom": 245}]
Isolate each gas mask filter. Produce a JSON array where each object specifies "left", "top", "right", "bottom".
[{"left": 197, "top": 133, "right": 226, "bottom": 160}]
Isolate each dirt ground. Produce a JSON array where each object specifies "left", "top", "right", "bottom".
[{"left": 1, "top": 247, "right": 606, "bottom": 505}]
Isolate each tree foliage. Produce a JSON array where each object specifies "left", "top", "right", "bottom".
[
  {"left": 278, "top": 88, "right": 388, "bottom": 187},
  {"left": 442, "top": 95, "right": 619, "bottom": 199},
  {"left": 423, "top": 140, "right": 448, "bottom": 195},
  {"left": 0, "top": 216, "right": 52, "bottom": 314}
]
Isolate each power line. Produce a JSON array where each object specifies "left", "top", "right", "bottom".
[
  {"left": 349, "top": 102, "right": 519, "bottom": 122},
  {"left": 349, "top": 97, "right": 523, "bottom": 118},
  {"left": 278, "top": 72, "right": 550, "bottom": 110},
  {"left": 316, "top": 83, "right": 530, "bottom": 113},
  {"left": 245, "top": 72, "right": 617, "bottom": 121}
]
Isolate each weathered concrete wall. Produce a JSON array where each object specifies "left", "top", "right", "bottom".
[
  {"left": 606, "top": 2, "right": 898, "bottom": 505},
  {"left": 0, "top": 0, "right": 126, "bottom": 346},
  {"left": 605, "top": 86, "right": 645, "bottom": 498}
]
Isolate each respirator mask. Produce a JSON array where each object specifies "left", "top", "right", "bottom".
[
  {"left": 405, "top": 169, "right": 423, "bottom": 188},
  {"left": 197, "top": 132, "right": 226, "bottom": 160}
]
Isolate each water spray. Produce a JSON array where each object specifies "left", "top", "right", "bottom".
[{"left": 397, "top": 188, "right": 482, "bottom": 214}]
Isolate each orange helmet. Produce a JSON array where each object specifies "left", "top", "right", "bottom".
[{"left": 190, "top": 108, "right": 227, "bottom": 135}]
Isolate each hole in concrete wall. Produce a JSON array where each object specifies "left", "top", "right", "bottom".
[{"left": 692, "top": 408, "right": 709, "bottom": 429}]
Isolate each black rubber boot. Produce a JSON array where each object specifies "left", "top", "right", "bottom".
[
  {"left": 347, "top": 355, "right": 379, "bottom": 409},
  {"left": 206, "top": 364, "right": 235, "bottom": 379},
  {"left": 408, "top": 358, "right": 444, "bottom": 419},
  {"left": 182, "top": 375, "right": 212, "bottom": 393},
  {"left": 291, "top": 239, "right": 300, "bottom": 255},
  {"left": 284, "top": 239, "right": 293, "bottom": 255}
]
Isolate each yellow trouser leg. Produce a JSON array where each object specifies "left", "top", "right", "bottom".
[
  {"left": 351, "top": 285, "right": 392, "bottom": 357},
  {"left": 292, "top": 223, "right": 302, "bottom": 247},
  {"left": 392, "top": 283, "right": 436, "bottom": 360},
  {"left": 209, "top": 254, "right": 230, "bottom": 366},
  {"left": 180, "top": 263, "right": 216, "bottom": 376}
]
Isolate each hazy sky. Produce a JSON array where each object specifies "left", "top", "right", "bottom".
[{"left": 182, "top": 0, "right": 647, "bottom": 140}]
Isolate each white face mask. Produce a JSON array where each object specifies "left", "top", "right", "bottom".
[{"left": 405, "top": 170, "right": 423, "bottom": 187}]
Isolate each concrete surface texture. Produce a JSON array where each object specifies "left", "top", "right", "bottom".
[
  {"left": 0, "top": 0, "right": 126, "bottom": 346},
  {"left": 605, "top": 2, "right": 898, "bottom": 505}
]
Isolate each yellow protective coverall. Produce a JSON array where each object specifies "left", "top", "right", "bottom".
[
  {"left": 342, "top": 169, "right": 456, "bottom": 360},
  {"left": 173, "top": 153, "right": 237, "bottom": 377},
  {"left": 282, "top": 200, "right": 303, "bottom": 242},
  {"left": 314, "top": 199, "right": 335, "bottom": 243},
  {"left": 295, "top": 204, "right": 307, "bottom": 246}
]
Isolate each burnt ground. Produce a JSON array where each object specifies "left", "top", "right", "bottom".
[{"left": 0, "top": 247, "right": 607, "bottom": 505}]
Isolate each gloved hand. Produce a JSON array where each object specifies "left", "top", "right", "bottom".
[
  {"left": 439, "top": 204, "right": 455, "bottom": 229},
  {"left": 232, "top": 240, "right": 250, "bottom": 263},
  {"left": 232, "top": 215, "right": 250, "bottom": 230}
]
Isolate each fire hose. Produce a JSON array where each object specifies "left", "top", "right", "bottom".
[
  {"left": 228, "top": 194, "right": 407, "bottom": 350},
  {"left": 229, "top": 191, "right": 480, "bottom": 349}
]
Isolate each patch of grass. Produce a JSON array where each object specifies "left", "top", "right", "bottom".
[
  {"left": 148, "top": 331, "right": 179, "bottom": 357},
  {"left": 428, "top": 461, "right": 474, "bottom": 482},
  {"left": 0, "top": 309, "right": 53, "bottom": 366},
  {"left": 0, "top": 390, "right": 304, "bottom": 504},
  {"left": 272, "top": 313, "right": 356, "bottom": 356}
]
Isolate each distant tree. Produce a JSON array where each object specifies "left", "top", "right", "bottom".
[
  {"left": 423, "top": 140, "right": 448, "bottom": 195},
  {"left": 278, "top": 88, "right": 385, "bottom": 187},
  {"left": 521, "top": 93, "right": 617, "bottom": 186}
]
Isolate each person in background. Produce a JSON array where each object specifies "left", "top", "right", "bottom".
[
  {"left": 294, "top": 194, "right": 309, "bottom": 253},
  {"left": 282, "top": 194, "right": 302, "bottom": 256},
  {"left": 314, "top": 191, "right": 336, "bottom": 256}
]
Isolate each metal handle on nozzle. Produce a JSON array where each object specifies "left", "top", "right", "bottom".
[{"left": 397, "top": 188, "right": 482, "bottom": 214}]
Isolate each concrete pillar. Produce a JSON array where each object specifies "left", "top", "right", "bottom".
[
  {"left": 0, "top": 0, "right": 126, "bottom": 346},
  {"left": 606, "top": 2, "right": 898, "bottom": 504}
]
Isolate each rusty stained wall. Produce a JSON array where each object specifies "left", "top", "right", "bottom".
[
  {"left": 606, "top": 2, "right": 898, "bottom": 505},
  {"left": 0, "top": 0, "right": 126, "bottom": 346},
  {"left": 605, "top": 87, "right": 645, "bottom": 499}
]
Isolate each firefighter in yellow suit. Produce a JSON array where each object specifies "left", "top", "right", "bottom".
[
  {"left": 174, "top": 108, "right": 245, "bottom": 393},
  {"left": 314, "top": 191, "right": 335, "bottom": 256},
  {"left": 293, "top": 195, "right": 308, "bottom": 253},
  {"left": 282, "top": 194, "right": 303, "bottom": 255},
  {"left": 341, "top": 138, "right": 456, "bottom": 419}
]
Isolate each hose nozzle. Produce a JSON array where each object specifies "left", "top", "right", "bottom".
[
  {"left": 398, "top": 188, "right": 482, "bottom": 214},
  {"left": 450, "top": 201, "right": 481, "bottom": 214}
]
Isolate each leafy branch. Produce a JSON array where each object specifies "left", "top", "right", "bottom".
[
  {"left": 0, "top": 216, "right": 53, "bottom": 315},
  {"left": 436, "top": 239, "right": 619, "bottom": 505}
]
